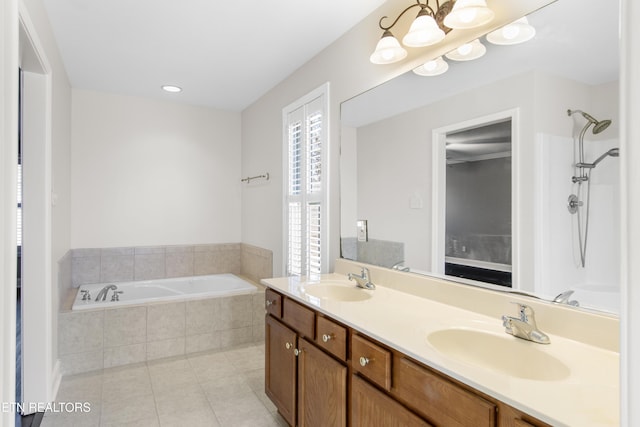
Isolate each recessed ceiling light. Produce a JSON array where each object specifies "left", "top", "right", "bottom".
[{"left": 161, "top": 85, "right": 182, "bottom": 93}]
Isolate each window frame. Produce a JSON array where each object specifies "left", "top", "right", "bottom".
[{"left": 282, "top": 83, "right": 330, "bottom": 277}]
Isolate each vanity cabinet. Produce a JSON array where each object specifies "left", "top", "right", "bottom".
[
  {"left": 265, "top": 297, "right": 347, "bottom": 427},
  {"left": 351, "top": 374, "right": 431, "bottom": 427},
  {"left": 265, "top": 315, "right": 297, "bottom": 426},
  {"left": 265, "top": 289, "right": 550, "bottom": 427}
]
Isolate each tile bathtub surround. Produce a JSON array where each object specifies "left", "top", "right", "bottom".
[
  {"left": 42, "top": 343, "right": 288, "bottom": 427},
  {"left": 69, "top": 243, "right": 273, "bottom": 287},
  {"left": 58, "top": 292, "right": 267, "bottom": 375}
]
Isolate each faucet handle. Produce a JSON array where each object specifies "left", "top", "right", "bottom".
[
  {"left": 509, "top": 302, "right": 534, "bottom": 322},
  {"left": 111, "top": 291, "right": 124, "bottom": 302},
  {"left": 80, "top": 290, "right": 91, "bottom": 301}
]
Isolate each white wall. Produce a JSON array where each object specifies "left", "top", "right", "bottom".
[{"left": 71, "top": 90, "right": 242, "bottom": 248}]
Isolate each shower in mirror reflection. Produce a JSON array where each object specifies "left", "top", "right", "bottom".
[{"left": 567, "top": 109, "right": 619, "bottom": 267}]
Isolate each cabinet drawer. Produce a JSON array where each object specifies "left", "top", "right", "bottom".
[
  {"left": 393, "top": 357, "right": 496, "bottom": 427},
  {"left": 315, "top": 316, "right": 347, "bottom": 361},
  {"left": 351, "top": 375, "right": 431, "bottom": 427},
  {"left": 283, "top": 298, "right": 315, "bottom": 338},
  {"left": 265, "top": 289, "right": 282, "bottom": 318},
  {"left": 351, "top": 334, "right": 392, "bottom": 391}
]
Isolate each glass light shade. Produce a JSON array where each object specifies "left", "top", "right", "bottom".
[
  {"left": 443, "top": 0, "right": 495, "bottom": 29},
  {"left": 486, "top": 17, "right": 536, "bottom": 45},
  {"left": 413, "top": 56, "right": 449, "bottom": 76},
  {"left": 402, "top": 12, "right": 445, "bottom": 47},
  {"left": 445, "top": 39, "right": 486, "bottom": 61},
  {"left": 370, "top": 30, "right": 408, "bottom": 64}
]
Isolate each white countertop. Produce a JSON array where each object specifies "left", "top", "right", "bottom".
[{"left": 261, "top": 273, "right": 619, "bottom": 427}]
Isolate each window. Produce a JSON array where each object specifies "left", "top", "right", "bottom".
[{"left": 284, "top": 84, "right": 329, "bottom": 276}]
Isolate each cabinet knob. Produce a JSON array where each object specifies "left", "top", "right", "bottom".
[
  {"left": 266, "top": 300, "right": 275, "bottom": 307},
  {"left": 322, "top": 334, "right": 333, "bottom": 343},
  {"left": 359, "top": 356, "right": 370, "bottom": 367},
  {"left": 285, "top": 342, "right": 292, "bottom": 350},
  {"left": 294, "top": 349, "right": 301, "bottom": 356}
]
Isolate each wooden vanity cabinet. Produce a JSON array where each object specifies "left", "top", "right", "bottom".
[
  {"left": 265, "top": 315, "right": 297, "bottom": 426},
  {"left": 393, "top": 356, "right": 496, "bottom": 427},
  {"left": 265, "top": 289, "right": 550, "bottom": 427},
  {"left": 351, "top": 374, "right": 431, "bottom": 427},
  {"left": 265, "top": 293, "right": 348, "bottom": 427},
  {"left": 298, "top": 337, "right": 347, "bottom": 427}
]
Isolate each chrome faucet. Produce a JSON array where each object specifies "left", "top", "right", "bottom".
[
  {"left": 348, "top": 267, "right": 375, "bottom": 290},
  {"left": 552, "top": 290, "right": 580, "bottom": 307},
  {"left": 95, "top": 284, "right": 118, "bottom": 302},
  {"left": 501, "top": 303, "right": 550, "bottom": 344},
  {"left": 391, "top": 261, "right": 410, "bottom": 272}
]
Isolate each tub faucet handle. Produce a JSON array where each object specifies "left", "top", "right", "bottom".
[
  {"left": 80, "top": 290, "right": 91, "bottom": 301},
  {"left": 111, "top": 291, "right": 124, "bottom": 302}
]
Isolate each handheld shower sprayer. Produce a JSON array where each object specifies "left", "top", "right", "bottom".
[{"left": 576, "top": 147, "right": 620, "bottom": 169}]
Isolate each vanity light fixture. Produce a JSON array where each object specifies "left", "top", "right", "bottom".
[
  {"left": 161, "top": 85, "right": 182, "bottom": 93},
  {"left": 370, "top": 0, "right": 494, "bottom": 65},
  {"left": 443, "top": 0, "right": 495, "bottom": 29},
  {"left": 444, "top": 38, "right": 486, "bottom": 61},
  {"left": 486, "top": 17, "right": 536, "bottom": 45},
  {"left": 413, "top": 56, "right": 449, "bottom": 76}
]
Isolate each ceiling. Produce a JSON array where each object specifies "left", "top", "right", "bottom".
[{"left": 41, "top": 0, "right": 388, "bottom": 111}]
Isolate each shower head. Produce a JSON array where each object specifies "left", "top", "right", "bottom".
[{"left": 567, "top": 109, "right": 612, "bottom": 134}]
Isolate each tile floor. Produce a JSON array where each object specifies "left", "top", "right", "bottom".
[{"left": 41, "top": 343, "right": 288, "bottom": 427}]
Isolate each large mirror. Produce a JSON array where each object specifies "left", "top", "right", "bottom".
[{"left": 340, "top": 0, "right": 620, "bottom": 314}]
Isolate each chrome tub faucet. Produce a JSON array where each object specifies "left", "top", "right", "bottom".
[
  {"left": 348, "top": 267, "right": 376, "bottom": 290},
  {"left": 95, "top": 284, "right": 118, "bottom": 302},
  {"left": 502, "top": 303, "right": 550, "bottom": 344},
  {"left": 552, "top": 290, "right": 580, "bottom": 307}
]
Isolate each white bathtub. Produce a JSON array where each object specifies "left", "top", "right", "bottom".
[{"left": 72, "top": 273, "right": 258, "bottom": 310}]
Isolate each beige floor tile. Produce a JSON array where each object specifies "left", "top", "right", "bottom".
[
  {"left": 158, "top": 407, "right": 221, "bottom": 427},
  {"left": 189, "top": 352, "right": 239, "bottom": 383},
  {"left": 209, "top": 390, "right": 267, "bottom": 420},
  {"left": 55, "top": 370, "right": 104, "bottom": 403},
  {"left": 100, "top": 393, "right": 158, "bottom": 425},
  {"left": 102, "top": 364, "right": 152, "bottom": 402},
  {"left": 200, "top": 375, "right": 253, "bottom": 403},
  {"left": 154, "top": 383, "right": 211, "bottom": 416},
  {"left": 216, "top": 405, "right": 276, "bottom": 427},
  {"left": 148, "top": 357, "right": 198, "bottom": 393},
  {"left": 242, "top": 368, "right": 265, "bottom": 392},
  {"left": 40, "top": 404, "right": 101, "bottom": 427},
  {"left": 48, "top": 343, "right": 277, "bottom": 427}
]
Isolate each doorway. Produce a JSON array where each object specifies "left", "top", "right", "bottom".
[{"left": 17, "top": 8, "right": 56, "bottom": 421}]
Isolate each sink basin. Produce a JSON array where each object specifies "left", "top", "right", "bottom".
[
  {"left": 304, "top": 282, "right": 372, "bottom": 302},
  {"left": 427, "top": 328, "right": 570, "bottom": 381}
]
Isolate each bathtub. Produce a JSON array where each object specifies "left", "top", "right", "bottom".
[{"left": 72, "top": 273, "right": 258, "bottom": 310}]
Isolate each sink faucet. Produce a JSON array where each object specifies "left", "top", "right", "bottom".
[
  {"left": 552, "top": 290, "right": 580, "bottom": 307},
  {"left": 391, "top": 261, "right": 410, "bottom": 272},
  {"left": 95, "top": 284, "right": 118, "bottom": 302},
  {"left": 501, "top": 303, "right": 550, "bottom": 344},
  {"left": 348, "top": 267, "right": 375, "bottom": 290}
]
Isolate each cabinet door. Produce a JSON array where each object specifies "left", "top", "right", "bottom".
[
  {"left": 298, "top": 338, "right": 347, "bottom": 427},
  {"left": 266, "top": 316, "right": 297, "bottom": 426},
  {"left": 351, "top": 375, "right": 431, "bottom": 427}
]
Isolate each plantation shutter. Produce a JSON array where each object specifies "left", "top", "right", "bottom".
[{"left": 285, "top": 90, "right": 327, "bottom": 277}]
